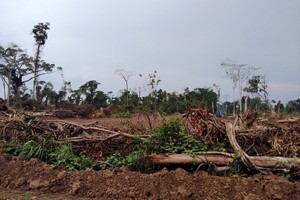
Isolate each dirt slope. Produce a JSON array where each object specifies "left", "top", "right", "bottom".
[{"left": 0, "top": 153, "right": 299, "bottom": 200}]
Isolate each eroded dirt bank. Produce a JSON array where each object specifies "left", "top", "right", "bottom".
[{"left": 0, "top": 153, "right": 299, "bottom": 200}]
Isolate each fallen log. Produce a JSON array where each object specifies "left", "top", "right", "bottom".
[
  {"left": 148, "top": 152, "right": 234, "bottom": 165},
  {"left": 147, "top": 153, "right": 300, "bottom": 172},
  {"left": 276, "top": 118, "right": 300, "bottom": 123},
  {"left": 148, "top": 116, "right": 300, "bottom": 173}
]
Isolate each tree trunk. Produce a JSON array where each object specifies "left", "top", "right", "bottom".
[
  {"left": 238, "top": 68, "right": 243, "bottom": 113},
  {"left": 244, "top": 96, "right": 248, "bottom": 113},
  {"left": 148, "top": 152, "right": 234, "bottom": 165},
  {"left": 125, "top": 80, "right": 129, "bottom": 108},
  {"left": 147, "top": 153, "right": 300, "bottom": 173},
  {"left": 1, "top": 78, "right": 6, "bottom": 100},
  {"left": 6, "top": 71, "right": 12, "bottom": 107},
  {"left": 33, "top": 44, "right": 41, "bottom": 100},
  {"left": 148, "top": 120, "right": 300, "bottom": 173}
]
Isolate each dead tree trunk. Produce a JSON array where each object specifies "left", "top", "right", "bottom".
[
  {"left": 148, "top": 118, "right": 300, "bottom": 173},
  {"left": 148, "top": 153, "right": 300, "bottom": 173}
]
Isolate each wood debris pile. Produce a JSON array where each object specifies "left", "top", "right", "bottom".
[
  {"left": 0, "top": 111, "right": 148, "bottom": 159},
  {"left": 156, "top": 109, "right": 300, "bottom": 175},
  {"left": 0, "top": 107, "right": 299, "bottom": 177},
  {"left": 183, "top": 108, "right": 226, "bottom": 145},
  {"left": 184, "top": 109, "right": 300, "bottom": 158}
]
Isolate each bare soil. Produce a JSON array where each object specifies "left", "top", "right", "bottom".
[
  {"left": 0, "top": 116, "right": 299, "bottom": 199},
  {"left": 0, "top": 153, "right": 299, "bottom": 200}
]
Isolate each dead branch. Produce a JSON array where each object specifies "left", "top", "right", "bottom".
[
  {"left": 65, "top": 131, "right": 144, "bottom": 143},
  {"left": 225, "top": 121, "right": 261, "bottom": 171},
  {"left": 44, "top": 119, "right": 149, "bottom": 142},
  {"left": 276, "top": 118, "right": 300, "bottom": 123}
]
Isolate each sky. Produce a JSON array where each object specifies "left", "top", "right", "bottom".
[{"left": 0, "top": 0, "right": 299, "bottom": 104}]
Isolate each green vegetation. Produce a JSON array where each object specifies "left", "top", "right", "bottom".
[
  {"left": 3, "top": 117, "right": 210, "bottom": 172},
  {"left": 94, "top": 117, "right": 211, "bottom": 172},
  {"left": 111, "top": 111, "right": 131, "bottom": 118},
  {"left": 2, "top": 117, "right": 298, "bottom": 181},
  {"left": 0, "top": 22, "right": 299, "bottom": 116},
  {"left": 4, "top": 139, "right": 53, "bottom": 161},
  {"left": 226, "top": 153, "right": 249, "bottom": 177},
  {"left": 146, "top": 118, "right": 208, "bottom": 154},
  {"left": 49, "top": 144, "right": 93, "bottom": 171},
  {"left": 4, "top": 141, "right": 93, "bottom": 171}
]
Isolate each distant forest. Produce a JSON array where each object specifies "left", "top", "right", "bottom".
[{"left": 1, "top": 23, "right": 299, "bottom": 115}]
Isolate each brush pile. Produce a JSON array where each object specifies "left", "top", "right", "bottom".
[{"left": 0, "top": 107, "right": 299, "bottom": 177}]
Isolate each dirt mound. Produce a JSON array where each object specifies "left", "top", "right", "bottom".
[{"left": 0, "top": 153, "right": 299, "bottom": 200}]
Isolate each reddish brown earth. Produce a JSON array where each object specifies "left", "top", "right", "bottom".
[
  {"left": 0, "top": 116, "right": 299, "bottom": 199},
  {"left": 0, "top": 153, "right": 299, "bottom": 200}
]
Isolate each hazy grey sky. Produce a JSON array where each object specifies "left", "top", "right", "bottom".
[{"left": 1, "top": 0, "right": 299, "bottom": 103}]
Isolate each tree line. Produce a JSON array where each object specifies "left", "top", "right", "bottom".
[{"left": 1, "top": 23, "right": 299, "bottom": 115}]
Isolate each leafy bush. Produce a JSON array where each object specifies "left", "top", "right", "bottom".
[
  {"left": 49, "top": 144, "right": 93, "bottom": 171},
  {"left": 4, "top": 140, "right": 53, "bottom": 161},
  {"left": 95, "top": 117, "right": 209, "bottom": 171},
  {"left": 146, "top": 117, "right": 208, "bottom": 154},
  {"left": 5, "top": 142, "right": 93, "bottom": 171},
  {"left": 111, "top": 111, "right": 130, "bottom": 118}
]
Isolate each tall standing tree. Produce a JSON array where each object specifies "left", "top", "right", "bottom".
[
  {"left": 221, "top": 59, "right": 258, "bottom": 113},
  {"left": 286, "top": 99, "right": 300, "bottom": 114},
  {"left": 41, "top": 82, "right": 58, "bottom": 105},
  {"left": 244, "top": 75, "right": 268, "bottom": 101},
  {"left": 79, "top": 80, "right": 100, "bottom": 105},
  {"left": 147, "top": 70, "right": 161, "bottom": 111},
  {"left": 114, "top": 69, "right": 133, "bottom": 108},
  {"left": 0, "top": 44, "right": 59, "bottom": 105},
  {"left": 0, "top": 44, "right": 20, "bottom": 105},
  {"left": 244, "top": 75, "right": 272, "bottom": 112},
  {"left": 32, "top": 22, "right": 50, "bottom": 101},
  {"left": 0, "top": 44, "right": 33, "bottom": 105}
]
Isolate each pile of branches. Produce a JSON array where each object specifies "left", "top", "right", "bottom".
[
  {"left": 151, "top": 109, "right": 300, "bottom": 175},
  {"left": 235, "top": 115, "right": 300, "bottom": 158},
  {"left": 183, "top": 108, "right": 226, "bottom": 145},
  {"left": 53, "top": 104, "right": 96, "bottom": 118},
  {"left": 184, "top": 109, "right": 300, "bottom": 158},
  {"left": 0, "top": 107, "right": 299, "bottom": 176},
  {"left": 0, "top": 111, "right": 148, "bottom": 159}
]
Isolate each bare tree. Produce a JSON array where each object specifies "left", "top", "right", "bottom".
[
  {"left": 221, "top": 59, "right": 258, "bottom": 113},
  {"left": 114, "top": 69, "right": 133, "bottom": 108}
]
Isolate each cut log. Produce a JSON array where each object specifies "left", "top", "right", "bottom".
[
  {"left": 148, "top": 152, "right": 234, "bottom": 165},
  {"left": 147, "top": 153, "right": 300, "bottom": 172},
  {"left": 147, "top": 116, "right": 300, "bottom": 173}
]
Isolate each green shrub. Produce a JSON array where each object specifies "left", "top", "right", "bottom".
[
  {"left": 146, "top": 117, "right": 208, "bottom": 154},
  {"left": 111, "top": 111, "right": 130, "bottom": 118},
  {"left": 5, "top": 140, "right": 53, "bottom": 161},
  {"left": 96, "top": 117, "right": 209, "bottom": 171},
  {"left": 49, "top": 144, "right": 93, "bottom": 171}
]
